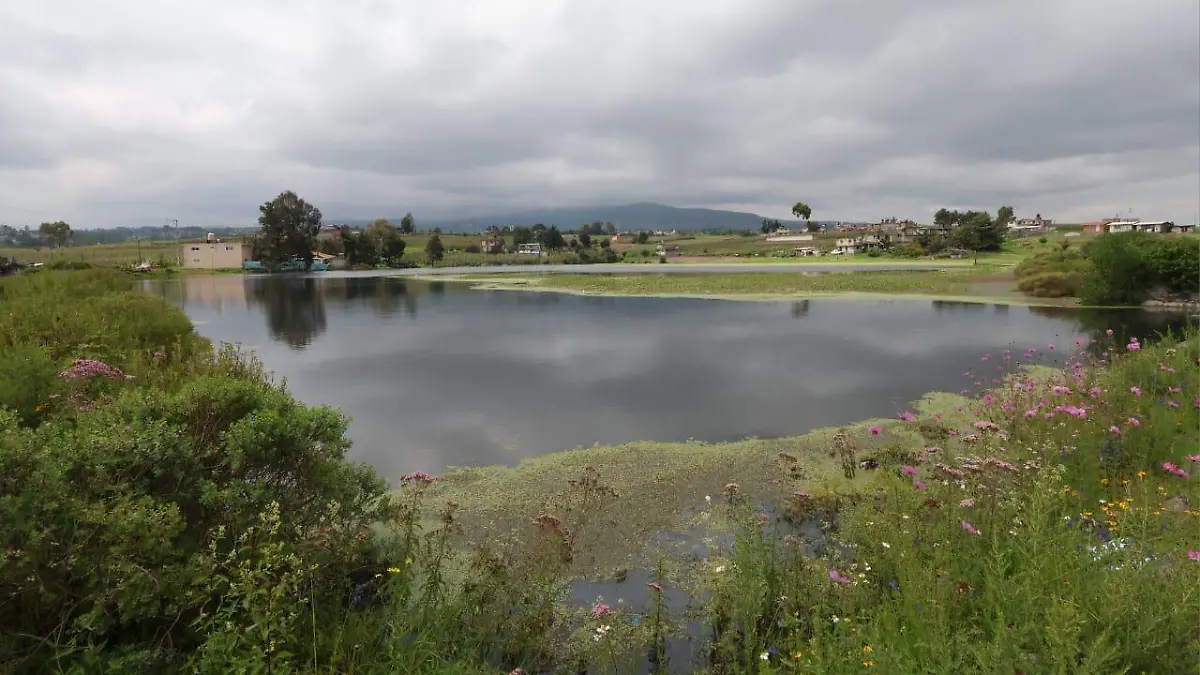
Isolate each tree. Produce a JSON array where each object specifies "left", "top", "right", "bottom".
[
  {"left": 39, "top": 221, "right": 72, "bottom": 248},
  {"left": 400, "top": 213, "right": 415, "bottom": 234},
  {"left": 599, "top": 238, "right": 611, "bottom": 249},
  {"left": 425, "top": 233, "right": 445, "bottom": 263},
  {"left": 605, "top": 222, "right": 616, "bottom": 235},
  {"left": 791, "top": 202, "right": 814, "bottom": 231},
  {"left": 539, "top": 225, "right": 566, "bottom": 251},
  {"left": 996, "top": 205, "right": 1015, "bottom": 228},
  {"left": 635, "top": 231, "right": 650, "bottom": 245},
  {"left": 578, "top": 232, "right": 592, "bottom": 248},
  {"left": 761, "top": 219, "right": 783, "bottom": 234},
  {"left": 512, "top": 226, "right": 534, "bottom": 246},
  {"left": 1079, "top": 233, "right": 1156, "bottom": 305},
  {"left": 256, "top": 191, "right": 322, "bottom": 266}
]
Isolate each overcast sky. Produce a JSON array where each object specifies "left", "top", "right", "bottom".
[{"left": 2, "top": 0, "right": 1198, "bottom": 227}]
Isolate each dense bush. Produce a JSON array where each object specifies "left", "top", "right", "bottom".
[
  {"left": 1016, "top": 234, "right": 1200, "bottom": 305},
  {"left": 1143, "top": 235, "right": 1200, "bottom": 295},
  {"left": 1079, "top": 233, "right": 1159, "bottom": 305}
]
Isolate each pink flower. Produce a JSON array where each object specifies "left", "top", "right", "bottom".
[
  {"left": 912, "top": 479, "right": 928, "bottom": 490},
  {"left": 1195, "top": 396, "right": 1200, "bottom": 409},
  {"left": 1129, "top": 386, "right": 1141, "bottom": 397},
  {"left": 868, "top": 424, "right": 883, "bottom": 437},
  {"left": 1188, "top": 550, "right": 1200, "bottom": 563},
  {"left": 973, "top": 420, "right": 1000, "bottom": 431},
  {"left": 1126, "top": 338, "right": 1140, "bottom": 351},
  {"left": 1025, "top": 408, "right": 1039, "bottom": 418},
  {"left": 648, "top": 582, "right": 663, "bottom": 592},
  {"left": 898, "top": 411, "right": 916, "bottom": 422},
  {"left": 591, "top": 602, "right": 613, "bottom": 619},
  {"left": 1162, "top": 462, "right": 1191, "bottom": 479},
  {"left": 1105, "top": 329, "right": 1114, "bottom": 336},
  {"left": 57, "top": 358, "right": 128, "bottom": 381},
  {"left": 1052, "top": 386, "right": 1072, "bottom": 395},
  {"left": 828, "top": 569, "right": 851, "bottom": 585},
  {"left": 901, "top": 465, "right": 919, "bottom": 477},
  {"left": 1166, "top": 400, "right": 1181, "bottom": 409},
  {"left": 960, "top": 520, "right": 980, "bottom": 536},
  {"left": 1187, "top": 454, "right": 1200, "bottom": 463},
  {"left": 1109, "top": 425, "right": 1121, "bottom": 435},
  {"left": 1168, "top": 386, "right": 1181, "bottom": 394},
  {"left": 400, "top": 471, "right": 435, "bottom": 485},
  {"left": 959, "top": 498, "right": 975, "bottom": 508},
  {"left": 1047, "top": 343, "right": 1055, "bottom": 351},
  {"left": 1074, "top": 339, "right": 1084, "bottom": 347},
  {"left": 1128, "top": 417, "right": 1140, "bottom": 427}
]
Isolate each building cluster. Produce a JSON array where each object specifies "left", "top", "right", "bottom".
[{"left": 1080, "top": 218, "right": 1192, "bottom": 234}]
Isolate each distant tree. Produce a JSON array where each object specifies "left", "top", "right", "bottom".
[
  {"left": 341, "top": 229, "right": 379, "bottom": 267},
  {"left": 425, "top": 233, "right": 445, "bottom": 263},
  {"left": 791, "top": 202, "right": 814, "bottom": 231},
  {"left": 760, "top": 219, "right": 783, "bottom": 234},
  {"left": 578, "top": 232, "right": 592, "bottom": 248},
  {"left": 512, "top": 226, "right": 534, "bottom": 246},
  {"left": 635, "top": 231, "right": 650, "bottom": 245},
  {"left": 599, "top": 238, "right": 611, "bottom": 249},
  {"left": 38, "top": 221, "right": 72, "bottom": 248},
  {"left": 996, "top": 205, "right": 1015, "bottom": 227},
  {"left": 604, "top": 222, "right": 617, "bottom": 235},
  {"left": 256, "top": 191, "right": 322, "bottom": 266},
  {"left": 934, "top": 208, "right": 955, "bottom": 229},
  {"left": 400, "top": 213, "right": 415, "bottom": 234},
  {"left": 539, "top": 226, "right": 567, "bottom": 250}
]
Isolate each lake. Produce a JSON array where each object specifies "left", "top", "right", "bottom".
[{"left": 147, "top": 274, "right": 1192, "bottom": 481}]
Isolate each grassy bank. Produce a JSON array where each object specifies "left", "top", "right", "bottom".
[{"left": 2, "top": 269, "right": 1197, "bottom": 673}]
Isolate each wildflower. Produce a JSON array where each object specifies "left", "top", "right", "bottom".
[
  {"left": 1162, "top": 462, "right": 1191, "bottom": 479},
  {"left": 1166, "top": 400, "right": 1180, "bottom": 409},
  {"left": 1195, "top": 396, "right": 1200, "bottom": 409},
  {"left": 959, "top": 498, "right": 975, "bottom": 508},
  {"left": 1052, "top": 385, "right": 1071, "bottom": 395},
  {"left": 1168, "top": 386, "right": 1181, "bottom": 393},
  {"left": 863, "top": 645, "right": 874, "bottom": 653},
  {"left": 1137, "top": 470, "right": 1147, "bottom": 478},
  {"left": 1187, "top": 454, "right": 1200, "bottom": 463},
  {"left": 1129, "top": 386, "right": 1141, "bottom": 397},
  {"left": 1109, "top": 425, "right": 1121, "bottom": 435},
  {"left": 1188, "top": 550, "right": 1200, "bottom": 562},
  {"left": 1106, "top": 328, "right": 1114, "bottom": 336},
  {"left": 793, "top": 651, "right": 803, "bottom": 659},
  {"left": 57, "top": 358, "right": 128, "bottom": 381},
  {"left": 864, "top": 660, "right": 876, "bottom": 667},
  {"left": 898, "top": 411, "right": 916, "bottom": 422},
  {"left": 1126, "top": 337, "right": 1140, "bottom": 351},
  {"left": 912, "top": 479, "right": 928, "bottom": 490},
  {"left": 1128, "top": 417, "right": 1140, "bottom": 427},
  {"left": 713, "top": 565, "right": 726, "bottom": 573},
  {"left": 973, "top": 420, "right": 1000, "bottom": 431},
  {"left": 1075, "top": 339, "right": 1084, "bottom": 347},
  {"left": 961, "top": 520, "right": 980, "bottom": 536},
  {"left": 901, "top": 465, "right": 919, "bottom": 477},
  {"left": 404, "top": 556, "right": 413, "bottom": 565},
  {"left": 705, "top": 495, "right": 711, "bottom": 504},
  {"left": 591, "top": 602, "right": 613, "bottom": 619},
  {"left": 881, "top": 541, "right": 891, "bottom": 548},
  {"left": 400, "top": 471, "right": 435, "bottom": 485},
  {"left": 386, "top": 567, "right": 401, "bottom": 574},
  {"left": 868, "top": 424, "right": 883, "bottom": 437},
  {"left": 648, "top": 582, "right": 662, "bottom": 592},
  {"left": 829, "top": 569, "right": 851, "bottom": 585},
  {"left": 760, "top": 652, "right": 770, "bottom": 661}
]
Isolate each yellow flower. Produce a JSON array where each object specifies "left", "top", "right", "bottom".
[
  {"left": 1137, "top": 470, "right": 1147, "bottom": 478},
  {"left": 793, "top": 651, "right": 803, "bottom": 659},
  {"left": 864, "top": 660, "right": 876, "bottom": 667},
  {"left": 1100, "top": 477, "right": 1110, "bottom": 485},
  {"left": 863, "top": 645, "right": 874, "bottom": 653},
  {"left": 1082, "top": 511, "right": 1093, "bottom": 517},
  {"left": 405, "top": 556, "right": 413, "bottom": 566},
  {"left": 387, "top": 567, "right": 401, "bottom": 574},
  {"left": 1106, "top": 519, "right": 1118, "bottom": 527}
]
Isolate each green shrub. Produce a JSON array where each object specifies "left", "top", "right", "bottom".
[
  {"left": 1079, "top": 233, "right": 1157, "bottom": 305},
  {"left": 1144, "top": 236, "right": 1200, "bottom": 295},
  {"left": 1016, "top": 270, "right": 1084, "bottom": 297},
  {"left": 0, "top": 346, "right": 61, "bottom": 426}
]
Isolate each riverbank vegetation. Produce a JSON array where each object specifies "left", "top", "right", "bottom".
[
  {"left": 2, "top": 268, "right": 1198, "bottom": 673},
  {"left": 457, "top": 267, "right": 1017, "bottom": 301},
  {"left": 1016, "top": 232, "right": 1199, "bottom": 304}
]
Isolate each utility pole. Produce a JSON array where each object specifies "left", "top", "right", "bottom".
[
  {"left": 166, "top": 218, "right": 179, "bottom": 239},
  {"left": 135, "top": 236, "right": 142, "bottom": 263}
]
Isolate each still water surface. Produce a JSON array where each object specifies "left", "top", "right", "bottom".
[{"left": 147, "top": 275, "right": 1190, "bottom": 480}]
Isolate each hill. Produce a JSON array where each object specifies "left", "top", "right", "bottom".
[{"left": 343, "top": 202, "right": 832, "bottom": 232}]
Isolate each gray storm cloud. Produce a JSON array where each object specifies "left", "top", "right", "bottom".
[{"left": 1, "top": 0, "right": 1197, "bottom": 226}]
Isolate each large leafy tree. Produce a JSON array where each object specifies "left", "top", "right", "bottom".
[
  {"left": 256, "top": 191, "right": 322, "bottom": 266},
  {"left": 38, "top": 220, "right": 72, "bottom": 248},
  {"left": 400, "top": 212, "right": 415, "bottom": 234},
  {"left": 791, "top": 202, "right": 815, "bottom": 232},
  {"left": 425, "top": 233, "right": 445, "bottom": 263},
  {"left": 996, "top": 205, "right": 1015, "bottom": 227}
]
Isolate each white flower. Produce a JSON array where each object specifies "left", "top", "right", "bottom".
[
  {"left": 760, "top": 652, "right": 770, "bottom": 661},
  {"left": 831, "top": 615, "right": 840, "bottom": 623},
  {"left": 705, "top": 495, "right": 712, "bottom": 504},
  {"left": 881, "top": 541, "right": 891, "bottom": 549},
  {"left": 714, "top": 565, "right": 726, "bottom": 573}
]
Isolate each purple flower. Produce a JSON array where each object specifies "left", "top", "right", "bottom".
[
  {"left": 1128, "top": 417, "right": 1140, "bottom": 427},
  {"left": 1188, "top": 550, "right": 1200, "bottom": 562},
  {"left": 1162, "top": 462, "right": 1190, "bottom": 479},
  {"left": 1166, "top": 400, "right": 1181, "bottom": 409},
  {"left": 901, "top": 465, "right": 919, "bottom": 477},
  {"left": 868, "top": 424, "right": 883, "bottom": 437},
  {"left": 898, "top": 411, "right": 916, "bottom": 422},
  {"left": 591, "top": 602, "right": 614, "bottom": 619},
  {"left": 57, "top": 358, "right": 128, "bottom": 381},
  {"left": 960, "top": 520, "right": 980, "bottom": 536},
  {"left": 1126, "top": 338, "right": 1140, "bottom": 351},
  {"left": 828, "top": 569, "right": 851, "bottom": 585},
  {"left": 912, "top": 479, "right": 928, "bottom": 490},
  {"left": 1129, "top": 386, "right": 1141, "bottom": 397},
  {"left": 400, "top": 471, "right": 435, "bottom": 485},
  {"left": 1109, "top": 425, "right": 1121, "bottom": 435}
]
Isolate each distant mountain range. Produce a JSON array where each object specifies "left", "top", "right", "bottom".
[{"left": 339, "top": 202, "right": 843, "bottom": 232}]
